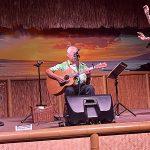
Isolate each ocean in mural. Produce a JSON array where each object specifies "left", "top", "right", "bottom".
[{"left": 0, "top": 32, "right": 150, "bottom": 70}]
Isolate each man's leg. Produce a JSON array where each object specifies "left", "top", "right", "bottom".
[
  {"left": 64, "top": 86, "right": 76, "bottom": 97},
  {"left": 64, "top": 86, "right": 76, "bottom": 121},
  {"left": 80, "top": 84, "right": 95, "bottom": 95}
]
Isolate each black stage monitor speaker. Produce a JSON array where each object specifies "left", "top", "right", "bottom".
[{"left": 66, "top": 94, "right": 114, "bottom": 125}]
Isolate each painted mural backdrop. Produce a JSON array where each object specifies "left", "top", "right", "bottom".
[{"left": 0, "top": 32, "right": 150, "bottom": 70}]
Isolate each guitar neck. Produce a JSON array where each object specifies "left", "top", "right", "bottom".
[
  {"left": 68, "top": 62, "right": 107, "bottom": 78},
  {"left": 70, "top": 66, "right": 99, "bottom": 78}
]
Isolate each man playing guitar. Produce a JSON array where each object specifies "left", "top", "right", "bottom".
[{"left": 46, "top": 46, "right": 107, "bottom": 96}]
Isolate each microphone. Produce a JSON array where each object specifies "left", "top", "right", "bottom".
[
  {"left": 34, "top": 60, "right": 44, "bottom": 67},
  {"left": 74, "top": 52, "right": 80, "bottom": 59}
]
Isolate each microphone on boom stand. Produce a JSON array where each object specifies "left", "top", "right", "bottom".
[{"left": 34, "top": 60, "right": 44, "bottom": 67}]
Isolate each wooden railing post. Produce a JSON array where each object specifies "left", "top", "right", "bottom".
[
  {"left": 145, "top": 74, "right": 150, "bottom": 108},
  {"left": 103, "top": 75, "right": 108, "bottom": 94},
  {"left": 7, "top": 79, "right": 12, "bottom": 117},
  {"left": 90, "top": 133, "right": 99, "bottom": 150}
]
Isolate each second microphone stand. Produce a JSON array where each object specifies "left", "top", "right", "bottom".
[
  {"left": 34, "top": 61, "right": 47, "bottom": 107},
  {"left": 21, "top": 61, "right": 46, "bottom": 123}
]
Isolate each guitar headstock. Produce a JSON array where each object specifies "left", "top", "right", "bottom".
[{"left": 94, "top": 62, "right": 107, "bottom": 69}]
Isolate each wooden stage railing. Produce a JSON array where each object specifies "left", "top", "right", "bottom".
[
  {"left": 0, "top": 61, "right": 150, "bottom": 118},
  {"left": 0, "top": 121, "right": 150, "bottom": 150},
  {"left": 0, "top": 70, "right": 150, "bottom": 118}
]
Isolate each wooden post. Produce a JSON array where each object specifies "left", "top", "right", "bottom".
[
  {"left": 145, "top": 74, "right": 150, "bottom": 108},
  {"left": 103, "top": 75, "right": 108, "bottom": 94},
  {"left": 58, "top": 94, "right": 64, "bottom": 115},
  {"left": 7, "top": 79, "right": 13, "bottom": 117},
  {"left": 90, "top": 133, "right": 99, "bottom": 150}
]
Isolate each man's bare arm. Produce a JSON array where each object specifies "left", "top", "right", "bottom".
[
  {"left": 46, "top": 69, "right": 68, "bottom": 83},
  {"left": 137, "top": 32, "right": 150, "bottom": 41},
  {"left": 137, "top": 5, "right": 150, "bottom": 41},
  {"left": 143, "top": 5, "right": 150, "bottom": 24}
]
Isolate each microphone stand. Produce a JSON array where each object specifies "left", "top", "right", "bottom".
[
  {"left": 77, "top": 59, "right": 81, "bottom": 96},
  {"left": 21, "top": 61, "right": 46, "bottom": 123},
  {"left": 34, "top": 61, "right": 46, "bottom": 108},
  {"left": 74, "top": 53, "right": 81, "bottom": 96}
]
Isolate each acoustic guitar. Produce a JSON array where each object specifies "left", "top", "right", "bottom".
[{"left": 46, "top": 62, "right": 107, "bottom": 95}]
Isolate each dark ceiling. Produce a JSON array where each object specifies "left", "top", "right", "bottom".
[{"left": 0, "top": 0, "right": 150, "bottom": 31}]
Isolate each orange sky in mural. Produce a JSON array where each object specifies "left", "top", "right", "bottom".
[{"left": 0, "top": 34, "right": 149, "bottom": 61}]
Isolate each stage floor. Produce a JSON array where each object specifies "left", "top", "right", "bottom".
[{"left": 0, "top": 109, "right": 150, "bottom": 132}]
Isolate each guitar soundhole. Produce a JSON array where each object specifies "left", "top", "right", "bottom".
[
  {"left": 60, "top": 82, "right": 66, "bottom": 86},
  {"left": 59, "top": 75, "right": 69, "bottom": 86},
  {"left": 64, "top": 75, "right": 69, "bottom": 80}
]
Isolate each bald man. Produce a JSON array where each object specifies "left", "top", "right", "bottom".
[{"left": 46, "top": 46, "right": 95, "bottom": 96}]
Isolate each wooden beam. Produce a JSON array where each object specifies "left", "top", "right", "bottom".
[
  {"left": 0, "top": 121, "right": 150, "bottom": 144},
  {"left": 7, "top": 79, "right": 12, "bottom": 117}
]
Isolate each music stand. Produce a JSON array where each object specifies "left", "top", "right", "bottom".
[{"left": 107, "top": 62, "right": 136, "bottom": 116}]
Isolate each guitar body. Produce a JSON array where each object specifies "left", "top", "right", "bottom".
[{"left": 46, "top": 68, "right": 75, "bottom": 95}]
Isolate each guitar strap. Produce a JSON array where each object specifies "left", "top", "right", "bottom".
[
  {"left": 66, "top": 60, "right": 78, "bottom": 73},
  {"left": 66, "top": 60, "right": 80, "bottom": 83}
]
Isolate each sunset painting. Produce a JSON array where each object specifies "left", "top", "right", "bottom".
[{"left": 0, "top": 32, "right": 150, "bottom": 71}]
